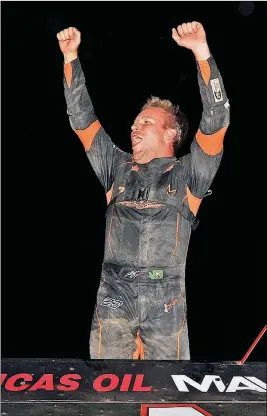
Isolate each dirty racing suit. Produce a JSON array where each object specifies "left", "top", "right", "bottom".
[{"left": 63, "top": 54, "right": 230, "bottom": 360}]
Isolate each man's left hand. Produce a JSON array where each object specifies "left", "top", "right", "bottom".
[{"left": 172, "top": 21, "right": 210, "bottom": 61}]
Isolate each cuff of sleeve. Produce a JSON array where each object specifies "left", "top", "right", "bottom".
[{"left": 63, "top": 57, "right": 81, "bottom": 89}]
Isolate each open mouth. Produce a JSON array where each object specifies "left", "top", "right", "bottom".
[{"left": 131, "top": 135, "right": 143, "bottom": 148}]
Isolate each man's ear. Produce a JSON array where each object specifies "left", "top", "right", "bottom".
[{"left": 164, "top": 128, "right": 176, "bottom": 142}]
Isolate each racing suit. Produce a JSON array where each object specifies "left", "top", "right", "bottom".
[{"left": 63, "top": 53, "right": 230, "bottom": 360}]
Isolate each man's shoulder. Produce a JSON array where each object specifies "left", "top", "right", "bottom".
[
  {"left": 113, "top": 145, "right": 133, "bottom": 167},
  {"left": 178, "top": 152, "right": 191, "bottom": 167}
]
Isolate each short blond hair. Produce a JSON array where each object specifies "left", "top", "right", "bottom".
[{"left": 142, "top": 96, "right": 188, "bottom": 153}]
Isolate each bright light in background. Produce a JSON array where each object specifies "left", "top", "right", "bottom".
[{"left": 238, "top": 1, "right": 255, "bottom": 16}]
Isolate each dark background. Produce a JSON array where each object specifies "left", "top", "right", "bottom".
[{"left": 2, "top": 1, "right": 266, "bottom": 362}]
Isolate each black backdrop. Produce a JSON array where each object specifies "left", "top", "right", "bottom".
[{"left": 1, "top": 1, "right": 266, "bottom": 362}]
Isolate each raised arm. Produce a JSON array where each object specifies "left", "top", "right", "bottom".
[
  {"left": 56, "top": 27, "right": 130, "bottom": 196},
  {"left": 172, "top": 22, "right": 230, "bottom": 216}
]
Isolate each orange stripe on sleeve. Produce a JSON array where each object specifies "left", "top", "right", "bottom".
[
  {"left": 198, "top": 60, "right": 211, "bottom": 86},
  {"left": 196, "top": 126, "right": 227, "bottom": 155},
  {"left": 64, "top": 63, "right": 72, "bottom": 89},
  {"left": 186, "top": 186, "right": 202, "bottom": 216},
  {"left": 75, "top": 120, "right": 101, "bottom": 151}
]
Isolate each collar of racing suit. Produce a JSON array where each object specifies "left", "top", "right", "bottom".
[{"left": 135, "top": 156, "right": 178, "bottom": 169}]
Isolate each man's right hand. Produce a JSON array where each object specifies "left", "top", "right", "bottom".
[{"left": 57, "top": 27, "right": 81, "bottom": 64}]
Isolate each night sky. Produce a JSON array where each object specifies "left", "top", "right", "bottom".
[{"left": 2, "top": 1, "right": 266, "bottom": 362}]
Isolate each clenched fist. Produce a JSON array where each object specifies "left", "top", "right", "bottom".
[
  {"left": 172, "top": 22, "right": 210, "bottom": 61},
  {"left": 57, "top": 27, "right": 81, "bottom": 63}
]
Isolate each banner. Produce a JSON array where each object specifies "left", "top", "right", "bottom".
[{"left": 1, "top": 359, "right": 266, "bottom": 416}]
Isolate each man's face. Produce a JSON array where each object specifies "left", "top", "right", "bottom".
[{"left": 131, "top": 107, "right": 173, "bottom": 162}]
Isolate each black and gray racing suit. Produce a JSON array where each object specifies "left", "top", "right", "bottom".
[{"left": 63, "top": 53, "right": 230, "bottom": 359}]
